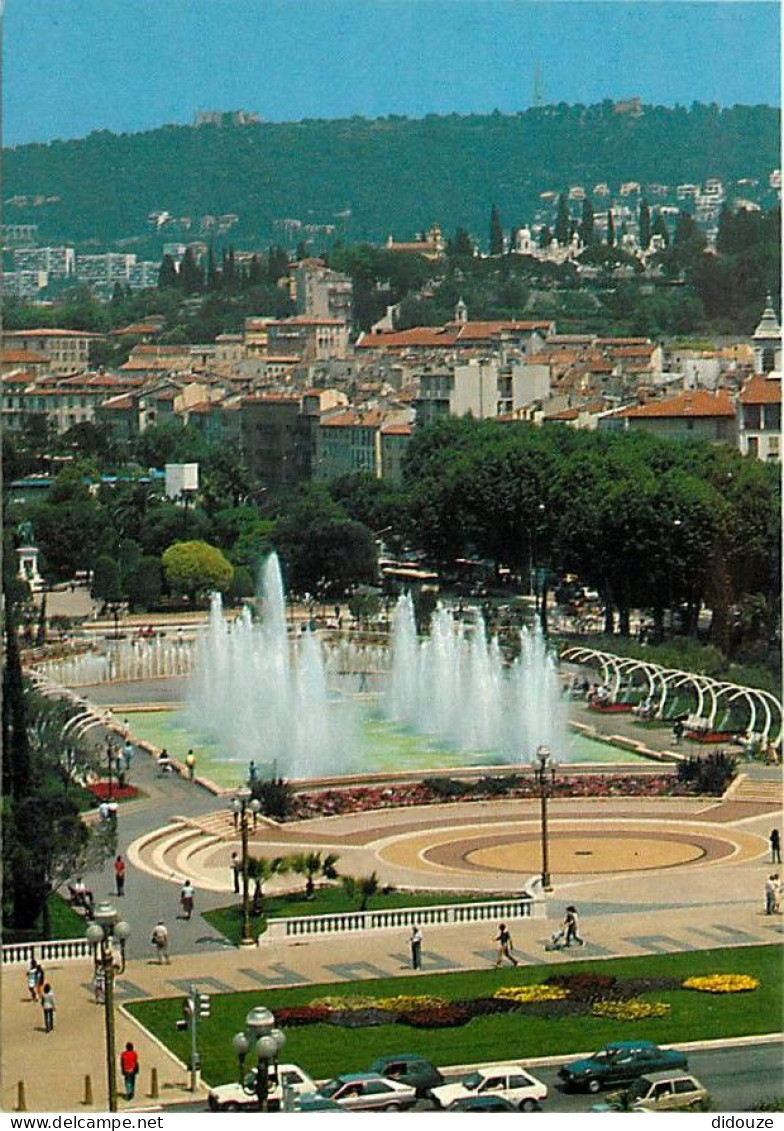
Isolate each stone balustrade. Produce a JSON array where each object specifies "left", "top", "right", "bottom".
[
  {"left": 262, "top": 895, "right": 544, "bottom": 943},
  {"left": 2, "top": 937, "right": 93, "bottom": 966}
]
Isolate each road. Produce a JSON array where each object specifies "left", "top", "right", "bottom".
[{"left": 163, "top": 1041, "right": 782, "bottom": 1114}]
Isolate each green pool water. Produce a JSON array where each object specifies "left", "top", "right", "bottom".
[{"left": 124, "top": 706, "right": 648, "bottom": 788}]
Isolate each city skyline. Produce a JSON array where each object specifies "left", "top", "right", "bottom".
[{"left": 4, "top": 0, "right": 781, "bottom": 147}]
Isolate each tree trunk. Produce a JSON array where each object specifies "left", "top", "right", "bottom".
[
  {"left": 603, "top": 601, "right": 615, "bottom": 636},
  {"left": 618, "top": 605, "right": 631, "bottom": 637},
  {"left": 653, "top": 606, "right": 664, "bottom": 642},
  {"left": 539, "top": 575, "right": 549, "bottom": 637}
]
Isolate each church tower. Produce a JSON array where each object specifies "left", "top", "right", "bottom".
[{"left": 752, "top": 294, "right": 782, "bottom": 374}]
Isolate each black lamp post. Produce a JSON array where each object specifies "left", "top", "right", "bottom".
[
  {"left": 230, "top": 787, "right": 261, "bottom": 946},
  {"left": 232, "top": 1007, "right": 286, "bottom": 1111},
  {"left": 532, "top": 744, "right": 556, "bottom": 891},
  {"left": 86, "top": 903, "right": 130, "bottom": 1112}
]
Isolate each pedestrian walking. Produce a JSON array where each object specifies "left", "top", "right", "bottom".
[
  {"left": 41, "top": 983, "right": 56, "bottom": 1031},
  {"left": 185, "top": 749, "right": 196, "bottom": 782},
  {"left": 672, "top": 719, "right": 684, "bottom": 745},
  {"left": 231, "top": 798, "right": 240, "bottom": 831},
  {"left": 26, "top": 959, "right": 39, "bottom": 1001},
  {"left": 248, "top": 759, "right": 258, "bottom": 783},
  {"left": 765, "top": 874, "right": 778, "bottom": 915},
  {"left": 120, "top": 1042, "right": 139, "bottom": 1100},
  {"left": 564, "top": 905, "right": 585, "bottom": 947},
  {"left": 770, "top": 828, "right": 781, "bottom": 865},
  {"left": 231, "top": 851, "right": 241, "bottom": 894},
  {"left": 34, "top": 960, "right": 45, "bottom": 1001},
  {"left": 122, "top": 740, "right": 134, "bottom": 774},
  {"left": 494, "top": 922, "right": 518, "bottom": 967},
  {"left": 180, "top": 879, "right": 195, "bottom": 920},
  {"left": 409, "top": 924, "right": 423, "bottom": 970},
  {"left": 114, "top": 854, "right": 126, "bottom": 896},
  {"left": 151, "top": 921, "right": 170, "bottom": 964},
  {"left": 93, "top": 963, "right": 105, "bottom": 1004}
]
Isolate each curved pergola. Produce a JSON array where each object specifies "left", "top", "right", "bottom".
[{"left": 560, "top": 646, "right": 782, "bottom": 746}]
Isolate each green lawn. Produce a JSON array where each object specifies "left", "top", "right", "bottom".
[
  {"left": 203, "top": 889, "right": 490, "bottom": 945},
  {"left": 126, "top": 945, "right": 781, "bottom": 1086},
  {"left": 3, "top": 893, "right": 86, "bottom": 944}
]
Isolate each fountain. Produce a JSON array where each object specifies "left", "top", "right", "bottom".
[
  {"left": 385, "top": 594, "right": 566, "bottom": 761},
  {"left": 184, "top": 554, "right": 567, "bottom": 779},
  {"left": 187, "top": 555, "right": 362, "bottom": 778}
]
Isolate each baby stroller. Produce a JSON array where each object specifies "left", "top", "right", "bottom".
[{"left": 545, "top": 927, "right": 568, "bottom": 952}]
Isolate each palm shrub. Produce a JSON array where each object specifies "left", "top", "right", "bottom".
[
  {"left": 342, "top": 871, "right": 380, "bottom": 911},
  {"left": 676, "top": 750, "right": 737, "bottom": 795},
  {"left": 288, "top": 851, "right": 340, "bottom": 899},
  {"left": 246, "top": 855, "right": 288, "bottom": 914}
]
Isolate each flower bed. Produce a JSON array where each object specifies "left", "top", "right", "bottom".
[
  {"left": 399, "top": 1003, "right": 471, "bottom": 1029},
  {"left": 682, "top": 974, "right": 760, "bottom": 994},
  {"left": 591, "top": 999, "right": 671, "bottom": 1020},
  {"left": 546, "top": 972, "right": 623, "bottom": 1002},
  {"left": 494, "top": 984, "right": 570, "bottom": 1004},
  {"left": 288, "top": 773, "right": 688, "bottom": 821},
  {"left": 87, "top": 781, "right": 140, "bottom": 802}
]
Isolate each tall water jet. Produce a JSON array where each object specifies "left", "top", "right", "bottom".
[
  {"left": 384, "top": 594, "right": 566, "bottom": 761},
  {"left": 187, "top": 554, "right": 359, "bottom": 778}
]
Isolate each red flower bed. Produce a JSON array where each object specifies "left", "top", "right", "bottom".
[
  {"left": 399, "top": 1003, "right": 471, "bottom": 1029},
  {"left": 546, "top": 972, "right": 622, "bottom": 1002},
  {"left": 88, "top": 781, "right": 140, "bottom": 802},
  {"left": 288, "top": 773, "right": 685, "bottom": 821}
]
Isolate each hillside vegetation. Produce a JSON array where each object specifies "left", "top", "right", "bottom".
[{"left": 4, "top": 102, "right": 779, "bottom": 250}]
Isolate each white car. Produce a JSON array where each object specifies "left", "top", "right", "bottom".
[
  {"left": 317, "top": 1073, "right": 418, "bottom": 1111},
  {"left": 430, "top": 1065, "right": 548, "bottom": 1111},
  {"left": 207, "top": 1063, "right": 317, "bottom": 1111}
]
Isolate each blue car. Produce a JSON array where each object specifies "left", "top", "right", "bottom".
[{"left": 558, "top": 1041, "right": 688, "bottom": 1094}]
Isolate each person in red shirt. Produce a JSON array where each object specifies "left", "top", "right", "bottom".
[
  {"left": 120, "top": 1042, "right": 139, "bottom": 1100},
  {"left": 114, "top": 854, "right": 126, "bottom": 896}
]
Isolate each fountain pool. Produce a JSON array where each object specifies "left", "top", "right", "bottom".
[{"left": 121, "top": 704, "right": 649, "bottom": 788}]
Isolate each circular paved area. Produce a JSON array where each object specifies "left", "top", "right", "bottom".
[
  {"left": 131, "top": 803, "right": 769, "bottom": 895},
  {"left": 437, "top": 831, "right": 716, "bottom": 874}
]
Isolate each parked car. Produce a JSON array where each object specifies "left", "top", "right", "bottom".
[
  {"left": 291, "top": 1095, "right": 347, "bottom": 1112},
  {"left": 448, "top": 1095, "right": 519, "bottom": 1112},
  {"left": 429, "top": 1065, "right": 548, "bottom": 1111},
  {"left": 367, "top": 1054, "right": 444, "bottom": 1097},
  {"left": 630, "top": 1072, "right": 709, "bottom": 1112},
  {"left": 559, "top": 1041, "right": 688, "bottom": 1094},
  {"left": 207, "top": 1063, "right": 317, "bottom": 1112},
  {"left": 317, "top": 1073, "right": 417, "bottom": 1112}
]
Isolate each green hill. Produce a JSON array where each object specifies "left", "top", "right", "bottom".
[{"left": 3, "top": 102, "right": 779, "bottom": 252}]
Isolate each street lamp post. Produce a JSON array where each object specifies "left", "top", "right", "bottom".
[
  {"left": 232, "top": 1006, "right": 286, "bottom": 1111},
  {"left": 532, "top": 744, "right": 556, "bottom": 891},
  {"left": 230, "top": 788, "right": 261, "bottom": 947},
  {"left": 86, "top": 903, "right": 130, "bottom": 1112}
]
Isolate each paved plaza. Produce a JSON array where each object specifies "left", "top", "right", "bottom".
[{"left": 2, "top": 672, "right": 782, "bottom": 1113}]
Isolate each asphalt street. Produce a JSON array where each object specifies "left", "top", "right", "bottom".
[{"left": 162, "top": 1041, "right": 782, "bottom": 1114}]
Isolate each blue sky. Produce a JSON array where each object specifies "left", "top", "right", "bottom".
[{"left": 4, "top": 1, "right": 780, "bottom": 146}]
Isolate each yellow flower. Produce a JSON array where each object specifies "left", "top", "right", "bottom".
[
  {"left": 682, "top": 974, "right": 759, "bottom": 994},
  {"left": 494, "top": 984, "right": 570, "bottom": 1003},
  {"left": 376, "top": 995, "right": 447, "bottom": 1012},
  {"left": 591, "top": 999, "right": 670, "bottom": 1020}
]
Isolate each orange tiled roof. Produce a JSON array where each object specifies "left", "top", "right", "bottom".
[
  {"left": 381, "top": 422, "right": 412, "bottom": 435},
  {"left": 1, "top": 349, "right": 50, "bottom": 364},
  {"left": 622, "top": 390, "right": 735, "bottom": 419},
  {"left": 739, "top": 373, "right": 781, "bottom": 406},
  {"left": 100, "top": 394, "right": 136, "bottom": 410},
  {"left": 321, "top": 409, "right": 388, "bottom": 428}
]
